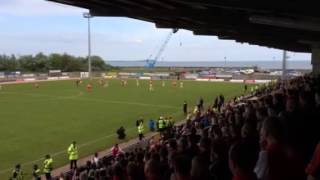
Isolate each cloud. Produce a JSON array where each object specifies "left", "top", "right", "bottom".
[{"left": 0, "top": 0, "right": 85, "bottom": 16}]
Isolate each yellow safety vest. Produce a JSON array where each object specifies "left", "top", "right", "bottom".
[
  {"left": 68, "top": 144, "right": 78, "bottom": 160},
  {"left": 138, "top": 124, "right": 144, "bottom": 134},
  {"left": 158, "top": 119, "right": 164, "bottom": 129},
  {"left": 43, "top": 158, "right": 53, "bottom": 173}
]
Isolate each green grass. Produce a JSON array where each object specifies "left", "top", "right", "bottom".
[{"left": 0, "top": 79, "right": 249, "bottom": 179}]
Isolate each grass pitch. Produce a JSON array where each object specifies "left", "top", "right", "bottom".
[{"left": 0, "top": 79, "right": 249, "bottom": 178}]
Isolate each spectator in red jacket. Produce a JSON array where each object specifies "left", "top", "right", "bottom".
[{"left": 111, "top": 144, "right": 123, "bottom": 158}]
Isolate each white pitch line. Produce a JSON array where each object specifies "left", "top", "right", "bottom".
[{"left": 0, "top": 127, "right": 135, "bottom": 174}]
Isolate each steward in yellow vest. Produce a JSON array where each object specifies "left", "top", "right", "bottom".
[
  {"left": 138, "top": 122, "right": 144, "bottom": 140},
  {"left": 43, "top": 154, "right": 53, "bottom": 180},
  {"left": 68, "top": 141, "right": 78, "bottom": 170}
]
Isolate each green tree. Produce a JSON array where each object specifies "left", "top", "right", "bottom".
[{"left": 0, "top": 53, "right": 114, "bottom": 72}]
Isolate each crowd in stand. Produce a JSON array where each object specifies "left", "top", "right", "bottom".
[{"left": 52, "top": 75, "right": 320, "bottom": 180}]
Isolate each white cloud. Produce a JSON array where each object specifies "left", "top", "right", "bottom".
[{"left": 0, "top": 0, "right": 85, "bottom": 16}]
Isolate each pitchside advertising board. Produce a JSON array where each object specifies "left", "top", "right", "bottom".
[
  {"left": 49, "top": 70, "right": 62, "bottom": 77},
  {"left": 80, "top": 72, "right": 89, "bottom": 78}
]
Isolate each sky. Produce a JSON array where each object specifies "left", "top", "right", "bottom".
[{"left": 0, "top": 0, "right": 312, "bottom": 62}]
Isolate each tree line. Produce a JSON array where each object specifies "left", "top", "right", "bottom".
[{"left": 0, "top": 53, "right": 116, "bottom": 72}]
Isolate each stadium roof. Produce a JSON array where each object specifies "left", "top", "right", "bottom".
[{"left": 48, "top": 0, "right": 320, "bottom": 53}]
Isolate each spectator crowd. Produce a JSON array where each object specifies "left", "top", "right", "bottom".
[{"left": 21, "top": 74, "right": 320, "bottom": 180}]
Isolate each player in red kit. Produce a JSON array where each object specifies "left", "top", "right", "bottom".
[{"left": 87, "top": 83, "right": 92, "bottom": 92}]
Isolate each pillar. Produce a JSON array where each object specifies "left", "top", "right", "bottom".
[{"left": 312, "top": 47, "right": 320, "bottom": 74}]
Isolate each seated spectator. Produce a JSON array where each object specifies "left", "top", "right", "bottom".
[
  {"left": 259, "top": 117, "right": 305, "bottom": 180},
  {"left": 229, "top": 141, "right": 258, "bottom": 180},
  {"left": 170, "top": 155, "right": 192, "bottom": 180},
  {"left": 191, "top": 155, "right": 210, "bottom": 180},
  {"left": 168, "top": 138, "right": 178, "bottom": 155},
  {"left": 145, "top": 159, "right": 161, "bottom": 180},
  {"left": 112, "top": 162, "right": 126, "bottom": 180},
  {"left": 127, "top": 162, "right": 139, "bottom": 180},
  {"left": 71, "top": 168, "right": 80, "bottom": 180},
  {"left": 209, "top": 138, "right": 231, "bottom": 180},
  {"left": 58, "top": 173, "right": 65, "bottom": 180},
  {"left": 199, "top": 137, "right": 211, "bottom": 164},
  {"left": 306, "top": 142, "right": 320, "bottom": 180}
]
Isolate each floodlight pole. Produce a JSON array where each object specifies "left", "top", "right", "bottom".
[
  {"left": 83, "top": 12, "right": 92, "bottom": 78},
  {"left": 282, "top": 50, "right": 287, "bottom": 80}
]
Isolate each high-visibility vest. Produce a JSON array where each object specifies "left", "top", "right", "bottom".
[
  {"left": 68, "top": 144, "right": 78, "bottom": 160},
  {"left": 12, "top": 169, "right": 23, "bottom": 180},
  {"left": 138, "top": 124, "right": 144, "bottom": 134},
  {"left": 158, "top": 119, "right": 164, "bottom": 129},
  {"left": 43, "top": 158, "right": 53, "bottom": 173}
]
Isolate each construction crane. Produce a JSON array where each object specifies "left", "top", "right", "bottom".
[{"left": 145, "top": 28, "right": 179, "bottom": 68}]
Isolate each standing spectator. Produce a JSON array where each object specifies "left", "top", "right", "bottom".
[
  {"left": 259, "top": 117, "right": 305, "bottom": 180},
  {"left": 149, "top": 119, "right": 155, "bottom": 132},
  {"left": 68, "top": 141, "right": 78, "bottom": 170},
  {"left": 199, "top": 97, "right": 204, "bottom": 109},
  {"left": 183, "top": 101, "right": 188, "bottom": 116},
  {"left": 171, "top": 155, "right": 192, "bottom": 180},
  {"left": 209, "top": 140, "right": 231, "bottom": 180},
  {"left": 11, "top": 164, "right": 23, "bottom": 180},
  {"left": 111, "top": 144, "right": 123, "bottom": 158},
  {"left": 127, "top": 162, "right": 139, "bottom": 180},
  {"left": 244, "top": 84, "right": 248, "bottom": 93},
  {"left": 145, "top": 159, "right": 161, "bottom": 180},
  {"left": 136, "top": 117, "right": 144, "bottom": 127},
  {"left": 219, "top": 94, "right": 225, "bottom": 110},
  {"left": 91, "top": 152, "right": 99, "bottom": 166},
  {"left": 229, "top": 141, "right": 258, "bottom": 180},
  {"left": 116, "top": 126, "right": 126, "bottom": 140},
  {"left": 33, "top": 164, "right": 41, "bottom": 180},
  {"left": 43, "top": 154, "right": 53, "bottom": 180},
  {"left": 191, "top": 156, "right": 210, "bottom": 180},
  {"left": 214, "top": 97, "right": 219, "bottom": 109}
]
